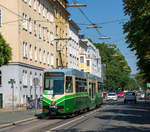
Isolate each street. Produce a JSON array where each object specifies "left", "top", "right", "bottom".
[{"left": 0, "top": 99, "right": 150, "bottom": 132}]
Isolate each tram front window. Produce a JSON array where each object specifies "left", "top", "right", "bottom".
[{"left": 44, "top": 77, "right": 64, "bottom": 95}]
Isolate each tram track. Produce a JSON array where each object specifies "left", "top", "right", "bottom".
[{"left": 45, "top": 101, "right": 116, "bottom": 132}]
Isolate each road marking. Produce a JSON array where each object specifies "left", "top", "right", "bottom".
[{"left": 46, "top": 115, "right": 85, "bottom": 132}]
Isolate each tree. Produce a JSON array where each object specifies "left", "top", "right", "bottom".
[
  {"left": 123, "top": 0, "right": 150, "bottom": 82},
  {"left": 94, "top": 43, "right": 131, "bottom": 91},
  {"left": 0, "top": 33, "right": 12, "bottom": 66}
]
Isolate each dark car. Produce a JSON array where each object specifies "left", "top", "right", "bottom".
[{"left": 124, "top": 92, "right": 136, "bottom": 104}]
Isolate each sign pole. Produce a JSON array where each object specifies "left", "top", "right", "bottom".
[{"left": 33, "top": 77, "right": 39, "bottom": 115}]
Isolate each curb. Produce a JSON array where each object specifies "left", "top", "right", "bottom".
[{"left": 0, "top": 117, "right": 37, "bottom": 129}]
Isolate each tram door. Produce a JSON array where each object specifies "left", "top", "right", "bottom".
[{"left": 0, "top": 93, "right": 3, "bottom": 108}]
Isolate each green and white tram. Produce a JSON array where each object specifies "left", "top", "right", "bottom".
[{"left": 42, "top": 68, "right": 103, "bottom": 116}]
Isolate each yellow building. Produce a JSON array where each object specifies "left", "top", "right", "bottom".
[
  {"left": 54, "top": 0, "right": 70, "bottom": 68},
  {"left": 0, "top": 0, "right": 64, "bottom": 108}
]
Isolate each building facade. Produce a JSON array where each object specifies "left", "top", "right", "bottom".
[
  {"left": 79, "top": 36, "right": 102, "bottom": 78},
  {"left": 0, "top": 0, "right": 57, "bottom": 108},
  {"left": 67, "top": 19, "right": 80, "bottom": 69},
  {"left": 54, "top": 0, "right": 70, "bottom": 68}
]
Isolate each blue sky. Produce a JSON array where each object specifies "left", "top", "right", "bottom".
[{"left": 68, "top": 0, "right": 138, "bottom": 74}]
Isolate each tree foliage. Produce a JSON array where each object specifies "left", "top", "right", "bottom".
[
  {"left": 123, "top": 0, "right": 150, "bottom": 82},
  {"left": 94, "top": 43, "right": 131, "bottom": 91},
  {"left": 0, "top": 33, "right": 12, "bottom": 66}
]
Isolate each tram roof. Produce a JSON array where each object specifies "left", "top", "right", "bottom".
[{"left": 44, "top": 68, "right": 102, "bottom": 82}]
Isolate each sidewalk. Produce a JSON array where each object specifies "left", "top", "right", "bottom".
[{"left": 0, "top": 107, "right": 42, "bottom": 129}]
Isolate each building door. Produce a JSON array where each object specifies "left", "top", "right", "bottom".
[{"left": 0, "top": 93, "right": 3, "bottom": 108}]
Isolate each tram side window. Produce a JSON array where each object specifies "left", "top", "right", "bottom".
[
  {"left": 65, "top": 76, "right": 73, "bottom": 93},
  {"left": 92, "top": 83, "right": 96, "bottom": 98},
  {"left": 89, "top": 83, "right": 92, "bottom": 97},
  {"left": 75, "top": 78, "right": 80, "bottom": 92},
  {"left": 75, "top": 78, "right": 87, "bottom": 93}
]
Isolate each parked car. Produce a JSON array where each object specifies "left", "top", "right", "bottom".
[
  {"left": 117, "top": 92, "right": 126, "bottom": 98},
  {"left": 124, "top": 92, "right": 136, "bottom": 104},
  {"left": 139, "top": 92, "right": 145, "bottom": 100},
  {"left": 106, "top": 92, "right": 118, "bottom": 101},
  {"left": 146, "top": 93, "right": 150, "bottom": 100}
]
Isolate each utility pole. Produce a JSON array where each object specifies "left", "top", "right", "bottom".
[{"left": 8, "top": 79, "right": 16, "bottom": 111}]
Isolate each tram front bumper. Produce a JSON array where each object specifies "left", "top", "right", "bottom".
[{"left": 43, "top": 105, "right": 64, "bottom": 115}]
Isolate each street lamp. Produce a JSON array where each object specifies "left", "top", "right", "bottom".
[
  {"left": 67, "top": 4, "right": 87, "bottom": 7},
  {"left": 67, "top": 1, "right": 87, "bottom": 8},
  {"left": 99, "top": 36, "right": 111, "bottom": 40},
  {"left": 87, "top": 24, "right": 102, "bottom": 29}
]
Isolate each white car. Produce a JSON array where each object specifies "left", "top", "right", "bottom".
[
  {"left": 106, "top": 92, "right": 118, "bottom": 101},
  {"left": 124, "top": 92, "right": 136, "bottom": 104}
]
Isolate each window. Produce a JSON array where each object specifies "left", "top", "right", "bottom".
[
  {"left": 47, "top": 52, "right": 50, "bottom": 65},
  {"left": 22, "top": 70, "right": 27, "bottom": 86},
  {"left": 47, "top": 30, "right": 49, "bottom": 42},
  {"left": 39, "top": 48, "right": 42, "bottom": 63},
  {"left": 22, "top": 13, "right": 28, "bottom": 30},
  {"left": 43, "top": 27, "right": 45, "bottom": 41},
  {"left": 46, "top": 8, "right": 49, "bottom": 20},
  {"left": 43, "top": 4, "right": 45, "bottom": 17},
  {"left": 0, "top": 71, "right": 2, "bottom": 87},
  {"left": 23, "top": 41, "right": 28, "bottom": 58},
  {"left": 34, "top": 20, "right": 37, "bottom": 35},
  {"left": 39, "top": 24, "right": 41, "bottom": 38},
  {"left": 34, "top": 0, "right": 36, "bottom": 10},
  {"left": 50, "top": 32, "right": 54, "bottom": 43},
  {"left": 30, "top": 72, "right": 32, "bottom": 86},
  {"left": 24, "top": 0, "right": 27, "bottom": 3},
  {"left": 87, "top": 60, "right": 90, "bottom": 66},
  {"left": 80, "top": 56, "right": 84, "bottom": 63},
  {"left": 34, "top": 46, "right": 37, "bottom": 61},
  {"left": 38, "top": 0, "right": 41, "bottom": 14},
  {"left": 56, "top": 25, "right": 58, "bottom": 36},
  {"left": 29, "top": 17, "right": 32, "bottom": 33},
  {"left": 29, "top": 44, "right": 32, "bottom": 60},
  {"left": 43, "top": 50, "right": 46, "bottom": 64},
  {"left": 0, "top": 9, "right": 1, "bottom": 27},
  {"left": 65, "top": 76, "right": 73, "bottom": 93},
  {"left": 29, "top": 0, "right": 32, "bottom": 7}
]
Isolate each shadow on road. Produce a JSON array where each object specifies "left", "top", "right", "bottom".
[
  {"left": 95, "top": 101, "right": 150, "bottom": 131},
  {"left": 102, "top": 125, "right": 150, "bottom": 132}
]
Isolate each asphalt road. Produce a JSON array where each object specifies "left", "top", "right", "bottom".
[{"left": 0, "top": 99, "right": 150, "bottom": 132}]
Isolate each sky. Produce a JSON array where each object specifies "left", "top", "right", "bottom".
[{"left": 68, "top": 0, "right": 138, "bottom": 75}]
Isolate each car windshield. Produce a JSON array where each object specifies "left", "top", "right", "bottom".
[
  {"left": 126, "top": 92, "right": 135, "bottom": 96},
  {"left": 108, "top": 93, "right": 116, "bottom": 96}
]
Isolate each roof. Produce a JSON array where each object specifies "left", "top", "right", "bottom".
[{"left": 44, "top": 68, "right": 102, "bottom": 82}]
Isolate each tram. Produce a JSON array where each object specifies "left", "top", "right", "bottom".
[{"left": 42, "top": 68, "right": 103, "bottom": 116}]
